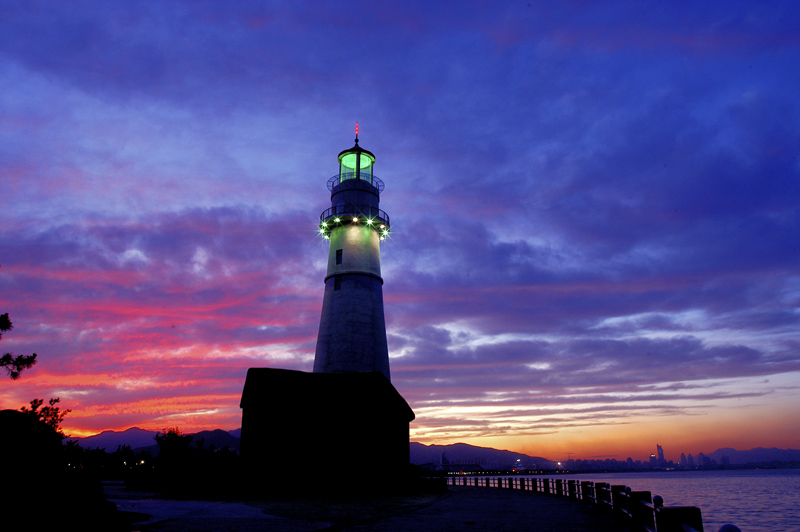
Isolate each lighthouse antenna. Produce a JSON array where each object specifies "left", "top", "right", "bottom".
[{"left": 355, "top": 122, "right": 359, "bottom": 143}]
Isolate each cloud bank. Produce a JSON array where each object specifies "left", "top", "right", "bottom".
[{"left": 1, "top": 1, "right": 798, "bottom": 459}]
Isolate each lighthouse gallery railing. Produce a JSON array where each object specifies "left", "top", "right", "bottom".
[
  {"left": 319, "top": 204, "right": 390, "bottom": 227},
  {"left": 327, "top": 172, "right": 385, "bottom": 193}
]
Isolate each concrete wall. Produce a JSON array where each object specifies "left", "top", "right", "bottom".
[
  {"left": 314, "top": 273, "right": 390, "bottom": 379},
  {"left": 326, "top": 224, "right": 382, "bottom": 279}
]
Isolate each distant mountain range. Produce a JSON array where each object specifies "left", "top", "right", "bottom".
[
  {"left": 73, "top": 427, "right": 241, "bottom": 454},
  {"left": 70, "top": 428, "right": 800, "bottom": 467},
  {"left": 409, "top": 442, "right": 556, "bottom": 469},
  {"left": 75, "top": 427, "right": 159, "bottom": 450},
  {"left": 704, "top": 447, "right": 800, "bottom": 465}
]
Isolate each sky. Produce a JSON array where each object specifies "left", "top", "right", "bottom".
[{"left": 1, "top": 1, "right": 799, "bottom": 462}]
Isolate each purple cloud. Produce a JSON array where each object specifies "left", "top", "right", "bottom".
[{"left": 1, "top": 1, "right": 798, "bottom": 456}]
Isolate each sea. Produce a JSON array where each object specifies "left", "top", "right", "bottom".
[{"left": 517, "top": 469, "right": 800, "bottom": 532}]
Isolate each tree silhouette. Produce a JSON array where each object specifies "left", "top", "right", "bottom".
[
  {"left": 2, "top": 313, "right": 71, "bottom": 437},
  {"left": 1, "top": 313, "right": 38, "bottom": 379},
  {"left": 20, "top": 397, "right": 71, "bottom": 437},
  {"left": 155, "top": 426, "right": 194, "bottom": 460}
]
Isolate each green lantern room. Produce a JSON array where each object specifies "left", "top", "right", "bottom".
[{"left": 338, "top": 139, "right": 375, "bottom": 185}]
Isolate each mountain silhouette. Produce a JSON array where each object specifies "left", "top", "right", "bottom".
[
  {"left": 70, "top": 428, "right": 800, "bottom": 467},
  {"left": 73, "top": 427, "right": 159, "bottom": 450},
  {"left": 72, "top": 427, "right": 241, "bottom": 453},
  {"left": 705, "top": 447, "right": 800, "bottom": 464},
  {"left": 410, "top": 442, "right": 555, "bottom": 469}
]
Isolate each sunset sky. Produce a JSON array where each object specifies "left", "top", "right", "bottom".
[{"left": 2, "top": 1, "right": 799, "bottom": 462}]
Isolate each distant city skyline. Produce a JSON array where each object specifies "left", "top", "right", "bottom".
[{"left": 2, "top": 2, "right": 799, "bottom": 460}]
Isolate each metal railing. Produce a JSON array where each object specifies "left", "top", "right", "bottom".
[
  {"left": 445, "top": 476, "right": 725, "bottom": 532},
  {"left": 327, "top": 172, "right": 385, "bottom": 193},
  {"left": 319, "top": 204, "right": 390, "bottom": 227}
]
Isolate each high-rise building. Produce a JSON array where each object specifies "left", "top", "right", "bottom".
[{"left": 657, "top": 444, "right": 665, "bottom": 461}]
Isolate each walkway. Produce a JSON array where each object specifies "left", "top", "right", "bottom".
[
  {"left": 334, "top": 486, "right": 620, "bottom": 532},
  {"left": 110, "top": 485, "right": 622, "bottom": 532}
]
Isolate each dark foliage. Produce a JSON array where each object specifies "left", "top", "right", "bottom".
[
  {"left": 0, "top": 313, "right": 37, "bottom": 379},
  {"left": 120, "top": 426, "right": 243, "bottom": 497},
  {"left": 0, "top": 410, "right": 125, "bottom": 531},
  {"left": 20, "top": 397, "right": 71, "bottom": 437}
]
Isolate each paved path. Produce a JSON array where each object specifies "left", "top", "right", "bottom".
[
  {"left": 108, "top": 484, "right": 622, "bottom": 532},
  {"left": 336, "top": 487, "right": 620, "bottom": 532},
  {"left": 112, "top": 497, "right": 329, "bottom": 531}
]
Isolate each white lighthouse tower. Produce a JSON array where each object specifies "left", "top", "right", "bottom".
[
  {"left": 239, "top": 128, "right": 413, "bottom": 492},
  {"left": 313, "top": 128, "right": 392, "bottom": 380}
]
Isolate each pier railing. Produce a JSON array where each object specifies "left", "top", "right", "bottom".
[{"left": 446, "top": 476, "right": 710, "bottom": 532}]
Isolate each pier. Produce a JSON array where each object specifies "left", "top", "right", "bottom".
[
  {"left": 446, "top": 476, "right": 742, "bottom": 532},
  {"left": 107, "top": 475, "right": 747, "bottom": 531},
  {"left": 110, "top": 482, "right": 619, "bottom": 531}
]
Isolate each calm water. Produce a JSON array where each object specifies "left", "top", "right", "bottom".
[{"left": 519, "top": 469, "right": 800, "bottom": 532}]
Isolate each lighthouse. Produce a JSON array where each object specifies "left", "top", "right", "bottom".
[
  {"left": 239, "top": 128, "right": 414, "bottom": 492},
  {"left": 314, "top": 129, "right": 391, "bottom": 379}
]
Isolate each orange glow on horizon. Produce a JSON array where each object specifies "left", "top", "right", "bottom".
[{"left": 409, "top": 400, "right": 800, "bottom": 462}]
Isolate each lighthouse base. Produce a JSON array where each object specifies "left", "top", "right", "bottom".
[{"left": 239, "top": 368, "right": 415, "bottom": 493}]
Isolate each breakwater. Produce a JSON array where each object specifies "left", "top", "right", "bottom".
[{"left": 447, "top": 475, "right": 742, "bottom": 532}]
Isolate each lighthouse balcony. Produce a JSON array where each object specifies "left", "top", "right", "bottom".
[
  {"left": 327, "top": 173, "right": 385, "bottom": 194},
  {"left": 319, "top": 204, "right": 391, "bottom": 240}
]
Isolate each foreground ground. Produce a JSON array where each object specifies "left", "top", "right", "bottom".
[{"left": 106, "top": 482, "right": 622, "bottom": 532}]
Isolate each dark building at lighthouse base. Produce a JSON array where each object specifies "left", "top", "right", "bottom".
[{"left": 239, "top": 368, "right": 414, "bottom": 491}]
